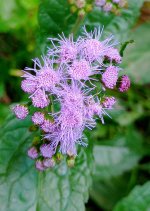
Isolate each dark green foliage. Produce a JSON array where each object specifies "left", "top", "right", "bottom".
[{"left": 0, "top": 116, "right": 92, "bottom": 211}]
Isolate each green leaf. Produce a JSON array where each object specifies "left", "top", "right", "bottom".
[
  {"left": 38, "top": 0, "right": 77, "bottom": 52},
  {"left": 90, "top": 128, "right": 144, "bottom": 210},
  {"left": 0, "top": 115, "right": 92, "bottom": 211},
  {"left": 120, "top": 39, "right": 134, "bottom": 57},
  {"left": 110, "top": 101, "right": 144, "bottom": 126},
  {"left": 0, "top": 104, "right": 10, "bottom": 125},
  {"left": 122, "top": 22, "right": 150, "bottom": 85},
  {"left": 93, "top": 145, "right": 140, "bottom": 180},
  {"left": 114, "top": 182, "right": 150, "bottom": 211},
  {"left": 0, "top": 82, "right": 5, "bottom": 98},
  {"left": 92, "top": 128, "right": 143, "bottom": 180},
  {"left": 0, "top": 0, "right": 39, "bottom": 32},
  {"left": 90, "top": 175, "right": 131, "bottom": 210}
]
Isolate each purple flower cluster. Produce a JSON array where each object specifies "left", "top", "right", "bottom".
[
  {"left": 95, "top": 0, "right": 127, "bottom": 13},
  {"left": 12, "top": 27, "right": 130, "bottom": 171}
]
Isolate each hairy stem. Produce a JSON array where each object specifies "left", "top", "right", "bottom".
[
  {"left": 50, "top": 95, "right": 54, "bottom": 113},
  {"left": 71, "top": 15, "right": 85, "bottom": 36}
]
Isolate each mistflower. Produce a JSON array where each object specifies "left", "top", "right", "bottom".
[
  {"left": 58, "top": 107, "right": 84, "bottom": 129},
  {"left": 35, "top": 160, "right": 45, "bottom": 171},
  {"left": 56, "top": 81, "right": 86, "bottom": 110},
  {"left": 32, "top": 112, "right": 45, "bottom": 125},
  {"left": 102, "top": 96, "right": 116, "bottom": 108},
  {"left": 95, "top": 0, "right": 106, "bottom": 6},
  {"left": 102, "top": 66, "right": 119, "bottom": 89},
  {"left": 27, "top": 147, "right": 38, "bottom": 159},
  {"left": 118, "top": 75, "right": 130, "bottom": 92},
  {"left": 31, "top": 89, "right": 50, "bottom": 108},
  {"left": 119, "top": 0, "right": 127, "bottom": 7},
  {"left": 37, "top": 69, "right": 60, "bottom": 92},
  {"left": 113, "top": 0, "right": 120, "bottom": 3},
  {"left": 12, "top": 105, "right": 28, "bottom": 119},
  {"left": 103, "top": 2, "right": 113, "bottom": 12},
  {"left": 40, "top": 144, "right": 54, "bottom": 158},
  {"left": 81, "top": 38, "right": 105, "bottom": 62},
  {"left": 21, "top": 79, "right": 37, "bottom": 94},
  {"left": 23, "top": 57, "right": 60, "bottom": 98},
  {"left": 60, "top": 43, "right": 77, "bottom": 63},
  {"left": 43, "top": 158, "right": 55, "bottom": 168},
  {"left": 75, "top": 0, "right": 86, "bottom": 8},
  {"left": 85, "top": 97, "right": 104, "bottom": 123},
  {"left": 69, "top": 59, "right": 92, "bottom": 80},
  {"left": 41, "top": 119, "right": 54, "bottom": 133},
  {"left": 13, "top": 27, "right": 130, "bottom": 170},
  {"left": 49, "top": 34, "right": 78, "bottom": 63},
  {"left": 81, "top": 27, "right": 117, "bottom": 62},
  {"left": 105, "top": 47, "right": 122, "bottom": 63}
]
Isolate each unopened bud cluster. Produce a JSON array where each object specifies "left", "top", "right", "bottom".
[
  {"left": 12, "top": 27, "right": 130, "bottom": 171},
  {"left": 95, "top": 0, "right": 128, "bottom": 14},
  {"left": 68, "top": 0, "right": 93, "bottom": 17}
]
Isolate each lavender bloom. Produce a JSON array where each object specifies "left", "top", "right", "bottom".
[
  {"left": 41, "top": 119, "right": 54, "bottom": 133},
  {"left": 80, "top": 27, "right": 118, "bottom": 63},
  {"left": 85, "top": 96, "right": 105, "bottom": 124},
  {"left": 75, "top": 0, "right": 86, "bottom": 8},
  {"left": 81, "top": 37, "right": 105, "bottom": 62},
  {"left": 102, "top": 97, "right": 116, "bottom": 109},
  {"left": 43, "top": 158, "right": 55, "bottom": 168},
  {"left": 32, "top": 112, "right": 45, "bottom": 125},
  {"left": 24, "top": 57, "right": 60, "bottom": 91},
  {"left": 13, "top": 27, "right": 130, "bottom": 169},
  {"left": 22, "top": 57, "right": 60, "bottom": 108},
  {"left": 112, "top": 0, "right": 120, "bottom": 3},
  {"left": 21, "top": 79, "right": 37, "bottom": 94},
  {"left": 118, "top": 75, "right": 130, "bottom": 92},
  {"left": 103, "top": 3, "right": 113, "bottom": 12},
  {"left": 40, "top": 144, "right": 54, "bottom": 158},
  {"left": 35, "top": 160, "right": 45, "bottom": 171},
  {"left": 31, "top": 89, "right": 50, "bottom": 108},
  {"left": 105, "top": 47, "right": 122, "bottom": 63},
  {"left": 102, "top": 66, "right": 119, "bottom": 89},
  {"left": 48, "top": 34, "right": 79, "bottom": 63},
  {"left": 119, "top": 0, "right": 127, "bottom": 7},
  {"left": 27, "top": 147, "right": 38, "bottom": 159},
  {"left": 69, "top": 59, "right": 92, "bottom": 80},
  {"left": 95, "top": 0, "right": 106, "bottom": 6},
  {"left": 12, "top": 105, "right": 28, "bottom": 120}
]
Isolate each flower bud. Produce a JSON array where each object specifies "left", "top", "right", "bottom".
[
  {"left": 67, "top": 157, "right": 75, "bottom": 167},
  {"left": 56, "top": 152, "right": 64, "bottom": 163},
  {"left": 70, "top": 5, "right": 77, "bottom": 13},
  {"left": 78, "top": 9, "right": 86, "bottom": 18}
]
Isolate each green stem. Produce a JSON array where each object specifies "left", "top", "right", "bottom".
[
  {"left": 71, "top": 15, "right": 85, "bottom": 36},
  {"left": 50, "top": 95, "right": 54, "bottom": 113}
]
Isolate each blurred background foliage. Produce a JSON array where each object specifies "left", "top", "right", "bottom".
[{"left": 0, "top": 0, "right": 150, "bottom": 210}]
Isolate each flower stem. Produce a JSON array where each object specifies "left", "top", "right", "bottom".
[
  {"left": 71, "top": 15, "right": 85, "bottom": 36},
  {"left": 50, "top": 95, "right": 54, "bottom": 113}
]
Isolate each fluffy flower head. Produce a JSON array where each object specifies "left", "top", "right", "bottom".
[
  {"left": 14, "top": 27, "right": 130, "bottom": 170},
  {"left": 40, "top": 144, "right": 54, "bottom": 158},
  {"left": 21, "top": 79, "right": 37, "bottom": 94},
  {"left": 119, "top": 75, "right": 130, "bottom": 92},
  {"left": 102, "top": 66, "right": 119, "bottom": 89},
  {"left": 27, "top": 147, "right": 38, "bottom": 159},
  {"left": 31, "top": 89, "right": 50, "bottom": 108},
  {"left": 69, "top": 59, "right": 92, "bottom": 80},
  {"left": 12, "top": 105, "right": 28, "bottom": 119},
  {"left": 32, "top": 112, "right": 45, "bottom": 125},
  {"left": 102, "top": 96, "right": 116, "bottom": 108}
]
